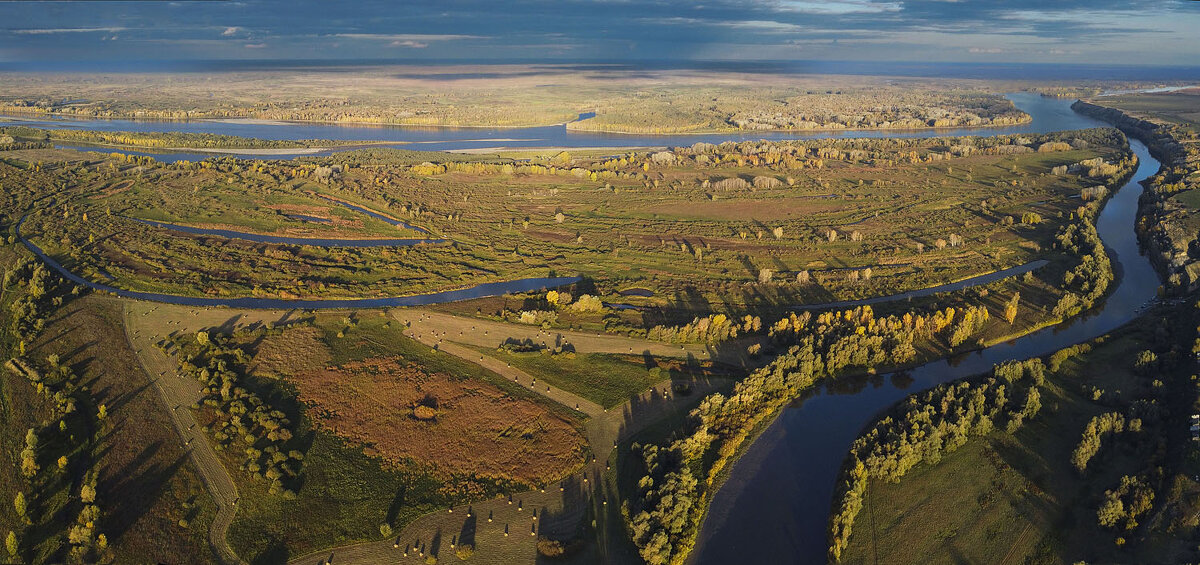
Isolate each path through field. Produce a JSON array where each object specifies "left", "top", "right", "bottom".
[
  {"left": 119, "top": 301, "right": 738, "bottom": 565},
  {"left": 286, "top": 309, "right": 738, "bottom": 564},
  {"left": 123, "top": 303, "right": 247, "bottom": 565}
]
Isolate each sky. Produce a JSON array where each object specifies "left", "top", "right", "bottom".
[{"left": 0, "top": 0, "right": 1198, "bottom": 68}]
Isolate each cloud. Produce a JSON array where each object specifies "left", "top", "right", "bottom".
[
  {"left": 244, "top": 43, "right": 267, "bottom": 49},
  {"left": 333, "top": 33, "right": 482, "bottom": 41},
  {"left": 772, "top": 1, "right": 903, "bottom": 14},
  {"left": 1, "top": 0, "right": 1197, "bottom": 66},
  {"left": 11, "top": 27, "right": 125, "bottom": 35}
]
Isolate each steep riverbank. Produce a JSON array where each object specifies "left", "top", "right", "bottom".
[{"left": 1072, "top": 100, "right": 1200, "bottom": 293}]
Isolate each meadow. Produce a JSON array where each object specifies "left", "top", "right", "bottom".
[
  {"left": 837, "top": 306, "right": 1200, "bottom": 564},
  {"left": 187, "top": 313, "right": 590, "bottom": 563},
  {"left": 9, "top": 127, "right": 1130, "bottom": 324}
]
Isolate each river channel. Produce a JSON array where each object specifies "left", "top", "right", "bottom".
[
  {"left": 12, "top": 94, "right": 1165, "bottom": 561},
  {"left": 692, "top": 114, "right": 1161, "bottom": 564},
  {"left": 3, "top": 92, "right": 1115, "bottom": 159}
]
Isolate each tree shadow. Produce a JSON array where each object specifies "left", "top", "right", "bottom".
[
  {"left": 386, "top": 484, "right": 409, "bottom": 524},
  {"left": 458, "top": 513, "right": 477, "bottom": 548},
  {"left": 249, "top": 536, "right": 289, "bottom": 565}
]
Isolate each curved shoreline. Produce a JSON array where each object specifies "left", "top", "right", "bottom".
[
  {"left": 0, "top": 93, "right": 1080, "bottom": 160},
  {"left": 793, "top": 259, "right": 1049, "bottom": 311},
  {"left": 690, "top": 136, "right": 1161, "bottom": 564},
  {"left": 17, "top": 217, "right": 578, "bottom": 309},
  {"left": 3, "top": 109, "right": 1031, "bottom": 136}
]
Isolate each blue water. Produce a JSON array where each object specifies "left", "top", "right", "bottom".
[
  {"left": 18, "top": 216, "right": 576, "bottom": 309},
  {"left": 692, "top": 131, "right": 1161, "bottom": 564},
  {"left": 315, "top": 195, "right": 432, "bottom": 234},
  {"left": 7, "top": 92, "right": 1110, "bottom": 160}
]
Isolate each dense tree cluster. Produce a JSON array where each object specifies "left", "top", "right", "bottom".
[
  {"left": 172, "top": 331, "right": 303, "bottom": 497},
  {"left": 828, "top": 359, "right": 1045, "bottom": 561},
  {"left": 627, "top": 301, "right": 992, "bottom": 564},
  {"left": 1071, "top": 412, "right": 1137, "bottom": 474},
  {"left": 1052, "top": 217, "right": 1113, "bottom": 319},
  {"left": 0, "top": 125, "right": 316, "bottom": 150},
  {"left": 3, "top": 354, "right": 109, "bottom": 563},
  {"left": 4, "top": 258, "right": 63, "bottom": 349},
  {"left": 647, "top": 314, "right": 760, "bottom": 344},
  {"left": 1097, "top": 474, "right": 1155, "bottom": 532}
]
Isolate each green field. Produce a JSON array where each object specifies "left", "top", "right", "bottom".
[
  {"left": 217, "top": 313, "right": 588, "bottom": 563},
  {"left": 839, "top": 311, "right": 1199, "bottom": 565},
  {"left": 482, "top": 349, "right": 666, "bottom": 408},
  {"left": 11, "top": 126, "right": 1131, "bottom": 321}
]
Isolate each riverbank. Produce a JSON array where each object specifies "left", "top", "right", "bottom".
[
  {"left": 1072, "top": 99, "right": 1199, "bottom": 293},
  {"left": 690, "top": 134, "right": 1160, "bottom": 564}
]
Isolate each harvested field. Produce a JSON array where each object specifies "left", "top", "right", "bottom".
[{"left": 288, "top": 357, "right": 586, "bottom": 484}]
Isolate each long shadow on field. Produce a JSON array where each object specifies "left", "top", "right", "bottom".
[
  {"left": 250, "top": 536, "right": 289, "bottom": 565},
  {"left": 430, "top": 529, "right": 443, "bottom": 558},
  {"left": 102, "top": 442, "right": 191, "bottom": 545},
  {"left": 458, "top": 513, "right": 477, "bottom": 549},
  {"left": 386, "top": 484, "right": 409, "bottom": 524}
]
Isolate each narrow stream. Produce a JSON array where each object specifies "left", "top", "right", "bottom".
[{"left": 691, "top": 134, "right": 1162, "bottom": 563}]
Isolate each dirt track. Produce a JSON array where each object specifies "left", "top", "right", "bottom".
[
  {"left": 117, "top": 301, "right": 737, "bottom": 565},
  {"left": 123, "top": 302, "right": 249, "bottom": 565}
]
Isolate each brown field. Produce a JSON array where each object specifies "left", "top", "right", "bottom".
[
  {"left": 281, "top": 356, "right": 586, "bottom": 484},
  {"left": 32, "top": 296, "right": 216, "bottom": 564}
]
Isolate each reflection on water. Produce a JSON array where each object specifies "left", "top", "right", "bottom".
[
  {"left": 693, "top": 132, "right": 1161, "bottom": 565},
  {"left": 11, "top": 93, "right": 1108, "bottom": 160}
]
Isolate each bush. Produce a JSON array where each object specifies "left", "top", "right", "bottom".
[
  {"left": 413, "top": 405, "right": 437, "bottom": 421},
  {"left": 536, "top": 537, "right": 583, "bottom": 559}
]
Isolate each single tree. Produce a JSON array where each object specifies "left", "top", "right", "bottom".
[{"left": 1004, "top": 293, "right": 1020, "bottom": 324}]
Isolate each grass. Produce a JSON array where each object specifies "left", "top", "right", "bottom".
[
  {"left": 0, "top": 241, "right": 215, "bottom": 564},
  {"left": 479, "top": 349, "right": 661, "bottom": 409},
  {"left": 31, "top": 295, "right": 217, "bottom": 564},
  {"left": 1171, "top": 189, "right": 1200, "bottom": 210},
  {"left": 838, "top": 313, "right": 1195, "bottom": 565},
  {"left": 12, "top": 126, "right": 1128, "bottom": 316},
  {"left": 0, "top": 69, "right": 1026, "bottom": 131},
  {"left": 222, "top": 311, "right": 589, "bottom": 563},
  {"left": 318, "top": 314, "right": 587, "bottom": 424},
  {"left": 225, "top": 431, "right": 447, "bottom": 565}
]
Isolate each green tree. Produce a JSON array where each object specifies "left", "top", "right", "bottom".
[
  {"left": 13, "top": 492, "right": 26, "bottom": 520},
  {"left": 1004, "top": 292, "right": 1020, "bottom": 325},
  {"left": 5, "top": 531, "right": 17, "bottom": 557}
]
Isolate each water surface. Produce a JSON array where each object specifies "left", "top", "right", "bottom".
[
  {"left": 692, "top": 133, "right": 1160, "bottom": 564},
  {"left": 8, "top": 92, "right": 1108, "bottom": 161}
]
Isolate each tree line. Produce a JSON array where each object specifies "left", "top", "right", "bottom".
[
  {"left": 170, "top": 330, "right": 304, "bottom": 497},
  {"left": 827, "top": 359, "right": 1045, "bottom": 561}
]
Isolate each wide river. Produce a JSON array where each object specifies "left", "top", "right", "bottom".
[
  {"left": 3, "top": 92, "right": 1116, "bottom": 159},
  {"left": 11, "top": 93, "right": 1164, "bottom": 563},
  {"left": 692, "top": 110, "right": 1162, "bottom": 563}
]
